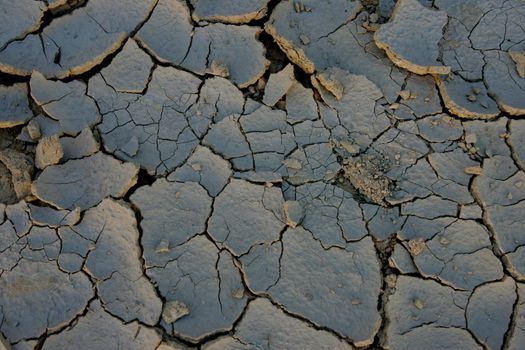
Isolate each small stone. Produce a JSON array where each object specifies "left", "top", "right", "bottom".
[
  {"left": 472, "top": 87, "right": 481, "bottom": 95},
  {"left": 155, "top": 240, "right": 170, "bottom": 253},
  {"left": 399, "top": 90, "right": 411, "bottom": 100},
  {"left": 162, "top": 301, "right": 190, "bottom": 324},
  {"left": 467, "top": 94, "right": 477, "bottom": 102},
  {"left": 408, "top": 239, "right": 426, "bottom": 256},
  {"left": 369, "top": 13, "right": 379, "bottom": 23},
  {"left": 413, "top": 298, "right": 424, "bottom": 310},
  {"left": 300, "top": 34, "right": 310, "bottom": 45},
  {"left": 206, "top": 60, "right": 230, "bottom": 78},
  {"left": 464, "top": 166, "right": 482, "bottom": 175},
  {"left": 232, "top": 288, "right": 244, "bottom": 299},
  {"left": 439, "top": 237, "right": 450, "bottom": 245}
]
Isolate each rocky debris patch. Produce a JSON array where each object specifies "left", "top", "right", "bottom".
[{"left": 342, "top": 155, "right": 392, "bottom": 205}]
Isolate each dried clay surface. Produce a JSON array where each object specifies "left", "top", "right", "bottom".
[{"left": 1, "top": 0, "right": 525, "bottom": 349}]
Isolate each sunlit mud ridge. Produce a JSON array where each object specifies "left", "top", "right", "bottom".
[{"left": 1, "top": 0, "right": 525, "bottom": 349}]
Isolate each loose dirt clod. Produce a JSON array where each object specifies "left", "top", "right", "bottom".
[{"left": 35, "top": 135, "right": 63, "bottom": 169}]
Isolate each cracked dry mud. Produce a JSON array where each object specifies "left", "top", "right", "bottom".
[{"left": 1, "top": 1, "right": 525, "bottom": 349}]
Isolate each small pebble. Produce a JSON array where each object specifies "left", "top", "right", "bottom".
[
  {"left": 464, "top": 166, "right": 482, "bottom": 175},
  {"left": 413, "top": 298, "right": 424, "bottom": 310}
]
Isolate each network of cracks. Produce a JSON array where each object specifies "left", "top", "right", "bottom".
[{"left": 1, "top": 0, "right": 525, "bottom": 349}]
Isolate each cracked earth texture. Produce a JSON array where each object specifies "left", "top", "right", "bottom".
[{"left": 1, "top": 0, "right": 525, "bottom": 349}]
